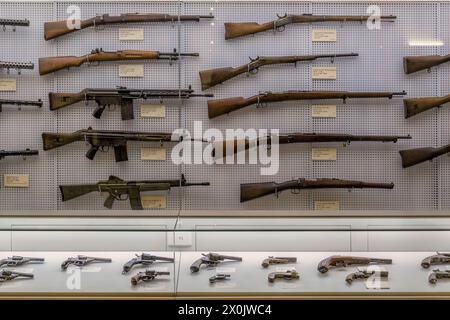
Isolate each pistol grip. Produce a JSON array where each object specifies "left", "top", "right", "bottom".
[
  {"left": 190, "top": 258, "right": 204, "bottom": 273},
  {"left": 85, "top": 146, "right": 99, "bottom": 160},
  {"left": 104, "top": 194, "right": 115, "bottom": 209},
  {"left": 92, "top": 105, "right": 106, "bottom": 119}
]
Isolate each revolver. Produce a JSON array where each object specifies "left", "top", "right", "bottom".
[
  {"left": 268, "top": 269, "right": 299, "bottom": 283},
  {"left": 421, "top": 252, "right": 450, "bottom": 268},
  {"left": 61, "top": 255, "right": 112, "bottom": 270},
  {"left": 428, "top": 269, "right": 450, "bottom": 284},
  {"left": 317, "top": 255, "right": 392, "bottom": 273},
  {"left": 0, "top": 269, "right": 34, "bottom": 283},
  {"left": 209, "top": 273, "right": 231, "bottom": 283},
  {"left": 0, "top": 255, "right": 45, "bottom": 267},
  {"left": 122, "top": 253, "right": 174, "bottom": 274},
  {"left": 190, "top": 252, "right": 242, "bottom": 273},
  {"left": 345, "top": 268, "right": 389, "bottom": 284},
  {"left": 261, "top": 256, "right": 297, "bottom": 268},
  {"left": 131, "top": 270, "right": 170, "bottom": 285}
]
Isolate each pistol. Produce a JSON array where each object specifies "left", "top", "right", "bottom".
[{"left": 190, "top": 253, "right": 242, "bottom": 273}]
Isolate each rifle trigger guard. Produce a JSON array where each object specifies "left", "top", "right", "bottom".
[{"left": 100, "top": 145, "right": 109, "bottom": 153}]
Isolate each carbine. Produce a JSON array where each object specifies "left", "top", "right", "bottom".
[{"left": 224, "top": 13, "right": 396, "bottom": 39}]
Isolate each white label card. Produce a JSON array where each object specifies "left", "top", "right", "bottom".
[
  {"left": 311, "top": 105, "right": 337, "bottom": 118},
  {"left": 141, "top": 195, "right": 167, "bottom": 209},
  {"left": 312, "top": 67, "right": 337, "bottom": 80},
  {"left": 141, "top": 104, "right": 166, "bottom": 118},
  {"left": 312, "top": 29, "right": 337, "bottom": 42},
  {"left": 0, "top": 79, "right": 17, "bottom": 92},
  {"left": 312, "top": 148, "right": 337, "bottom": 161},
  {"left": 314, "top": 201, "right": 340, "bottom": 210},
  {"left": 119, "top": 64, "right": 144, "bottom": 77},
  {"left": 141, "top": 148, "right": 166, "bottom": 161},
  {"left": 4, "top": 174, "right": 29, "bottom": 187},
  {"left": 119, "top": 28, "right": 144, "bottom": 41}
]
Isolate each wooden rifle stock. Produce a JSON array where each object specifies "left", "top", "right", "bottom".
[
  {"left": 404, "top": 95, "right": 450, "bottom": 118},
  {"left": 404, "top": 55, "right": 450, "bottom": 74},
  {"left": 399, "top": 145, "right": 450, "bottom": 168}
]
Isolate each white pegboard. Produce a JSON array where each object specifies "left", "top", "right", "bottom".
[{"left": 0, "top": 1, "right": 449, "bottom": 214}]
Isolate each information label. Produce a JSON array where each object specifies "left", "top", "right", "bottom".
[
  {"left": 312, "top": 29, "right": 337, "bottom": 42},
  {"left": 311, "top": 105, "right": 337, "bottom": 118},
  {"left": 312, "top": 67, "right": 337, "bottom": 80},
  {"left": 141, "top": 148, "right": 166, "bottom": 161},
  {"left": 119, "top": 28, "right": 144, "bottom": 41},
  {"left": 312, "top": 148, "right": 337, "bottom": 161},
  {"left": 141, "top": 104, "right": 166, "bottom": 118},
  {"left": 141, "top": 195, "right": 167, "bottom": 209},
  {"left": 314, "top": 201, "right": 340, "bottom": 210},
  {"left": 4, "top": 174, "right": 29, "bottom": 188},
  {"left": 119, "top": 64, "right": 144, "bottom": 77},
  {"left": 0, "top": 79, "right": 17, "bottom": 92}
]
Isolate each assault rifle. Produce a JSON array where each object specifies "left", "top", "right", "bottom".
[
  {"left": 61, "top": 255, "right": 112, "bottom": 270},
  {"left": 224, "top": 13, "right": 396, "bottom": 40},
  {"left": 404, "top": 94, "right": 450, "bottom": 118},
  {"left": 39, "top": 48, "right": 198, "bottom": 75},
  {"left": 0, "top": 149, "right": 38, "bottom": 160},
  {"left": 199, "top": 53, "right": 358, "bottom": 90},
  {"left": 207, "top": 90, "right": 407, "bottom": 119},
  {"left": 213, "top": 132, "right": 411, "bottom": 158},
  {"left": 59, "top": 175, "right": 209, "bottom": 210},
  {"left": 190, "top": 253, "right": 242, "bottom": 273},
  {"left": 0, "top": 256, "right": 44, "bottom": 267},
  {"left": 0, "top": 270, "right": 33, "bottom": 283},
  {"left": 317, "top": 255, "right": 392, "bottom": 273},
  {"left": 399, "top": 145, "right": 450, "bottom": 168},
  {"left": 131, "top": 270, "right": 170, "bottom": 285},
  {"left": 49, "top": 86, "right": 213, "bottom": 120},
  {"left": 345, "top": 268, "right": 389, "bottom": 284},
  {"left": 42, "top": 127, "right": 201, "bottom": 162},
  {"left": 0, "top": 18, "right": 30, "bottom": 31},
  {"left": 44, "top": 13, "right": 214, "bottom": 40},
  {"left": 404, "top": 54, "right": 450, "bottom": 74},
  {"left": 421, "top": 252, "right": 450, "bottom": 269},
  {"left": 429, "top": 269, "right": 450, "bottom": 284},
  {"left": 0, "top": 99, "right": 43, "bottom": 112},
  {"left": 0, "top": 61, "right": 34, "bottom": 74},
  {"left": 122, "top": 253, "right": 175, "bottom": 273},
  {"left": 241, "top": 178, "right": 394, "bottom": 203},
  {"left": 262, "top": 256, "right": 297, "bottom": 268},
  {"left": 268, "top": 269, "right": 299, "bottom": 283}
]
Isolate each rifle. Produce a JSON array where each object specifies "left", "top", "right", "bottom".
[
  {"left": 404, "top": 55, "right": 450, "bottom": 74},
  {"left": 0, "top": 18, "right": 30, "bottom": 31},
  {"left": 190, "top": 253, "right": 243, "bottom": 273},
  {"left": 122, "top": 253, "right": 175, "bottom": 273},
  {"left": 131, "top": 270, "right": 170, "bottom": 285},
  {"left": 224, "top": 13, "right": 396, "bottom": 40},
  {"left": 399, "top": 145, "right": 450, "bottom": 168},
  {"left": 404, "top": 94, "right": 450, "bottom": 118},
  {"left": 44, "top": 13, "right": 214, "bottom": 40},
  {"left": 421, "top": 252, "right": 450, "bottom": 269},
  {"left": 199, "top": 53, "right": 358, "bottom": 90},
  {"left": 61, "top": 255, "right": 112, "bottom": 270},
  {"left": 42, "top": 127, "right": 199, "bottom": 162},
  {"left": 0, "top": 256, "right": 44, "bottom": 268},
  {"left": 261, "top": 256, "right": 297, "bottom": 268},
  {"left": 0, "top": 99, "right": 43, "bottom": 112},
  {"left": 38, "top": 48, "right": 199, "bottom": 75},
  {"left": 241, "top": 178, "right": 394, "bottom": 203},
  {"left": 0, "top": 60, "right": 34, "bottom": 74},
  {"left": 317, "top": 255, "right": 392, "bottom": 273},
  {"left": 0, "top": 269, "right": 33, "bottom": 283},
  {"left": 59, "top": 174, "right": 210, "bottom": 210},
  {"left": 345, "top": 268, "right": 389, "bottom": 284},
  {"left": 49, "top": 86, "right": 213, "bottom": 120},
  {"left": 209, "top": 273, "right": 231, "bottom": 283},
  {"left": 207, "top": 90, "right": 407, "bottom": 119},
  {"left": 268, "top": 269, "right": 299, "bottom": 283},
  {"left": 213, "top": 133, "right": 411, "bottom": 158},
  {"left": 0, "top": 149, "right": 38, "bottom": 160},
  {"left": 428, "top": 269, "right": 450, "bottom": 284}
]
